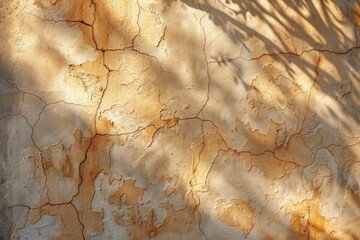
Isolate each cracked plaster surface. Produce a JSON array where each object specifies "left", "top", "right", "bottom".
[{"left": 1, "top": 0, "right": 360, "bottom": 239}]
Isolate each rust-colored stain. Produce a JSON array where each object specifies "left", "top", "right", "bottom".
[
  {"left": 109, "top": 179, "right": 144, "bottom": 207},
  {"left": 144, "top": 117, "right": 179, "bottom": 145},
  {"left": 242, "top": 151, "right": 296, "bottom": 180},
  {"left": 285, "top": 191, "right": 335, "bottom": 240},
  {"left": 156, "top": 191, "right": 202, "bottom": 237},
  {"left": 352, "top": 4, "right": 360, "bottom": 26},
  {"left": 71, "top": 135, "right": 118, "bottom": 238},
  {"left": 109, "top": 179, "right": 151, "bottom": 239},
  {"left": 41, "top": 129, "right": 90, "bottom": 204},
  {"left": 216, "top": 198, "right": 255, "bottom": 236}
]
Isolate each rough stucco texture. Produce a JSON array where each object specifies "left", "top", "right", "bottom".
[{"left": 1, "top": 0, "right": 360, "bottom": 239}]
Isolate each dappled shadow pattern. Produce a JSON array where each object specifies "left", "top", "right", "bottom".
[{"left": 1, "top": 0, "right": 360, "bottom": 239}]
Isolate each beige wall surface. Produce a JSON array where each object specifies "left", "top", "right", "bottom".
[{"left": 1, "top": 0, "right": 360, "bottom": 239}]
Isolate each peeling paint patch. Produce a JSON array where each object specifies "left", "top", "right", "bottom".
[{"left": 216, "top": 198, "right": 255, "bottom": 236}]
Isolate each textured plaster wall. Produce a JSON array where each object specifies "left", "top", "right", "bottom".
[{"left": 1, "top": 0, "right": 360, "bottom": 239}]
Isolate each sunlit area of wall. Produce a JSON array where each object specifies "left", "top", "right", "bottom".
[{"left": 1, "top": 0, "right": 360, "bottom": 239}]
